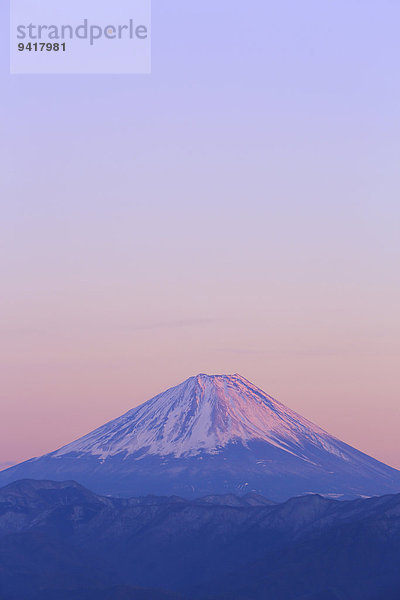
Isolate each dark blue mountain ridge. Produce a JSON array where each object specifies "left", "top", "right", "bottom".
[{"left": 1, "top": 479, "right": 400, "bottom": 600}]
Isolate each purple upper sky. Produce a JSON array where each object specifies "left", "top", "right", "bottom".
[{"left": 1, "top": 1, "right": 399, "bottom": 469}]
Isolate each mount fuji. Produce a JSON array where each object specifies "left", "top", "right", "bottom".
[{"left": 1, "top": 373, "right": 400, "bottom": 501}]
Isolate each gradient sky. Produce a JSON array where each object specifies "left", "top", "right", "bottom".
[{"left": 1, "top": 0, "right": 399, "bottom": 470}]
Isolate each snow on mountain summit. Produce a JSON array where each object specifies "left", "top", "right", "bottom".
[
  {"left": 53, "top": 373, "right": 344, "bottom": 461},
  {"left": 3, "top": 373, "right": 400, "bottom": 501}
]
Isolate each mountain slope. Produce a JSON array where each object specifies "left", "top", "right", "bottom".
[
  {"left": 1, "top": 374, "right": 399, "bottom": 500},
  {"left": 50, "top": 373, "right": 350, "bottom": 460},
  {"left": 1, "top": 479, "right": 400, "bottom": 600}
]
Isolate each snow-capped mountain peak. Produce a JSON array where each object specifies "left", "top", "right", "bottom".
[
  {"left": 2, "top": 373, "right": 400, "bottom": 501},
  {"left": 52, "top": 373, "right": 342, "bottom": 460}
]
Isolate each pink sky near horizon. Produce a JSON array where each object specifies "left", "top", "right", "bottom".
[{"left": 1, "top": 0, "right": 399, "bottom": 470}]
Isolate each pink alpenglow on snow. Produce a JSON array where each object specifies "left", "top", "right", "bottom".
[{"left": 1, "top": 374, "right": 400, "bottom": 502}]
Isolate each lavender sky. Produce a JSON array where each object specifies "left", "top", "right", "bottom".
[{"left": 1, "top": 0, "right": 399, "bottom": 469}]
